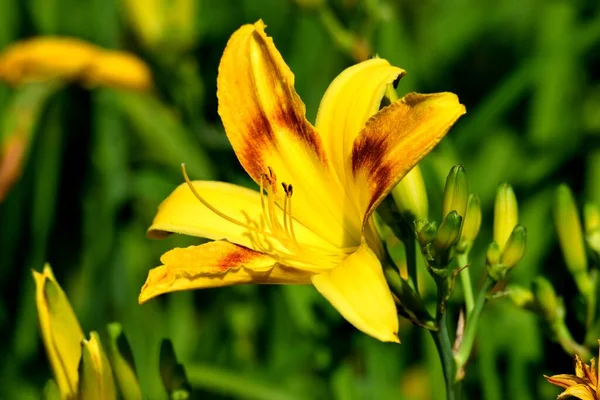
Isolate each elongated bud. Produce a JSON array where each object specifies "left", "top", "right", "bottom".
[
  {"left": 107, "top": 323, "right": 142, "bottom": 400},
  {"left": 584, "top": 203, "right": 600, "bottom": 234},
  {"left": 494, "top": 183, "right": 518, "bottom": 251},
  {"left": 33, "top": 264, "right": 84, "bottom": 399},
  {"left": 392, "top": 165, "right": 429, "bottom": 220},
  {"left": 442, "top": 165, "right": 468, "bottom": 219},
  {"left": 78, "top": 331, "right": 117, "bottom": 400},
  {"left": 416, "top": 220, "right": 437, "bottom": 246},
  {"left": 532, "top": 277, "right": 562, "bottom": 323},
  {"left": 433, "top": 211, "right": 462, "bottom": 251},
  {"left": 501, "top": 225, "right": 527, "bottom": 269},
  {"left": 460, "top": 194, "right": 482, "bottom": 244},
  {"left": 553, "top": 185, "right": 592, "bottom": 296}
]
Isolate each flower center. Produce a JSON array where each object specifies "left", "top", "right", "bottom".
[{"left": 181, "top": 164, "right": 352, "bottom": 269}]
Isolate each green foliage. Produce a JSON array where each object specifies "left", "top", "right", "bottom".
[{"left": 1, "top": 0, "right": 600, "bottom": 399}]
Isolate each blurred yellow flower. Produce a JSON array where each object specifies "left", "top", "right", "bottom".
[
  {"left": 79, "top": 332, "right": 117, "bottom": 400},
  {"left": 0, "top": 37, "right": 152, "bottom": 91},
  {"left": 33, "top": 264, "right": 84, "bottom": 399},
  {"left": 139, "top": 20, "right": 465, "bottom": 343},
  {"left": 545, "top": 351, "right": 600, "bottom": 399}
]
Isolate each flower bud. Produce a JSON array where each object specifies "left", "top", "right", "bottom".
[
  {"left": 494, "top": 183, "right": 518, "bottom": 251},
  {"left": 392, "top": 165, "right": 429, "bottom": 220},
  {"left": 433, "top": 211, "right": 462, "bottom": 252},
  {"left": 501, "top": 225, "right": 527, "bottom": 269},
  {"left": 459, "top": 194, "right": 482, "bottom": 245},
  {"left": 486, "top": 241, "right": 502, "bottom": 266},
  {"left": 442, "top": 165, "right": 468, "bottom": 219},
  {"left": 78, "top": 331, "right": 117, "bottom": 400},
  {"left": 107, "top": 323, "right": 142, "bottom": 400},
  {"left": 416, "top": 220, "right": 437, "bottom": 246},
  {"left": 532, "top": 277, "right": 562, "bottom": 323},
  {"left": 553, "top": 185, "right": 593, "bottom": 296},
  {"left": 33, "top": 264, "right": 84, "bottom": 399},
  {"left": 584, "top": 203, "right": 600, "bottom": 235}
]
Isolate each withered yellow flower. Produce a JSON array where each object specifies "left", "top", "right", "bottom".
[
  {"left": 33, "top": 264, "right": 84, "bottom": 399},
  {"left": 545, "top": 352, "right": 600, "bottom": 399},
  {"left": 0, "top": 37, "right": 152, "bottom": 91},
  {"left": 139, "top": 20, "right": 465, "bottom": 342}
]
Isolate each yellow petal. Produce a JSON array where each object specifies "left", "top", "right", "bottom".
[
  {"left": 311, "top": 243, "right": 399, "bottom": 343},
  {"left": 545, "top": 374, "right": 588, "bottom": 389},
  {"left": 83, "top": 50, "right": 152, "bottom": 91},
  {"left": 351, "top": 92, "right": 466, "bottom": 220},
  {"left": 139, "top": 241, "right": 315, "bottom": 303},
  {"left": 557, "top": 384, "right": 596, "bottom": 400},
  {"left": 315, "top": 58, "right": 405, "bottom": 182},
  {"left": 0, "top": 37, "right": 99, "bottom": 85},
  {"left": 147, "top": 180, "right": 340, "bottom": 258},
  {"left": 33, "top": 264, "right": 84, "bottom": 399},
  {"left": 217, "top": 20, "right": 361, "bottom": 248},
  {"left": 78, "top": 332, "right": 117, "bottom": 400}
]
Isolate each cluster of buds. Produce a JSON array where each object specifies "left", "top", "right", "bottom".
[{"left": 33, "top": 265, "right": 189, "bottom": 400}]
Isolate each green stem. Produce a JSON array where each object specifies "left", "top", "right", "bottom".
[
  {"left": 454, "top": 275, "right": 496, "bottom": 377},
  {"left": 383, "top": 266, "right": 435, "bottom": 329},
  {"left": 554, "top": 320, "right": 592, "bottom": 359},
  {"left": 456, "top": 252, "right": 474, "bottom": 315},
  {"left": 431, "top": 312, "right": 458, "bottom": 400}
]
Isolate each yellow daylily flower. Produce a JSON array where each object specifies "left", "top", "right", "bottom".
[
  {"left": 545, "top": 351, "right": 600, "bottom": 399},
  {"left": 139, "top": 20, "right": 465, "bottom": 342},
  {"left": 33, "top": 264, "right": 85, "bottom": 399},
  {"left": 0, "top": 37, "right": 152, "bottom": 91}
]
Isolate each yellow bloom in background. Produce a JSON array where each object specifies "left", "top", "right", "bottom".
[
  {"left": 33, "top": 264, "right": 84, "bottom": 399},
  {"left": 0, "top": 37, "right": 152, "bottom": 91},
  {"left": 545, "top": 351, "right": 600, "bottom": 400},
  {"left": 139, "top": 20, "right": 465, "bottom": 342}
]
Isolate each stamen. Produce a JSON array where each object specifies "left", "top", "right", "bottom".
[{"left": 287, "top": 184, "right": 298, "bottom": 244}]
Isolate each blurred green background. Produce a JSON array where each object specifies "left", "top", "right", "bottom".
[{"left": 1, "top": 0, "right": 600, "bottom": 398}]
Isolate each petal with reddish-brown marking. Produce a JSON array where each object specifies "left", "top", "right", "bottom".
[
  {"left": 315, "top": 58, "right": 405, "bottom": 183},
  {"left": 351, "top": 92, "right": 466, "bottom": 222},
  {"left": 217, "top": 20, "right": 361, "bottom": 248},
  {"left": 545, "top": 374, "right": 588, "bottom": 389},
  {"left": 557, "top": 384, "right": 596, "bottom": 400},
  {"left": 139, "top": 241, "right": 314, "bottom": 303}
]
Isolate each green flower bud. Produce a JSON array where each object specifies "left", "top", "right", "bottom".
[
  {"left": 78, "top": 332, "right": 117, "bottom": 400},
  {"left": 501, "top": 225, "right": 527, "bottom": 269},
  {"left": 494, "top": 183, "right": 518, "bottom": 251},
  {"left": 107, "top": 323, "right": 142, "bottom": 400},
  {"left": 486, "top": 241, "right": 502, "bottom": 266},
  {"left": 553, "top": 185, "right": 592, "bottom": 296},
  {"left": 433, "top": 211, "right": 462, "bottom": 252},
  {"left": 460, "top": 194, "right": 482, "bottom": 245},
  {"left": 442, "top": 165, "right": 469, "bottom": 219},
  {"left": 416, "top": 220, "right": 437, "bottom": 246},
  {"left": 392, "top": 165, "right": 429, "bottom": 220},
  {"left": 584, "top": 203, "right": 600, "bottom": 235},
  {"left": 532, "top": 277, "right": 562, "bottom": 324}
]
